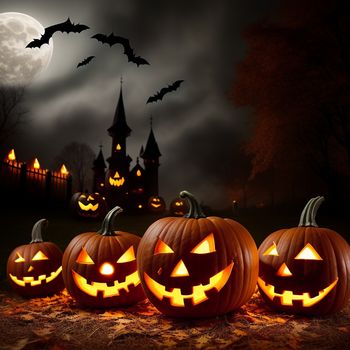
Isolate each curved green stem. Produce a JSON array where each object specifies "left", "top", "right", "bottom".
[
  {"left": 98, "top": 206, "right": 123, "bottom": 236},
  {"left": 180, "top": 191, "right": 206, "bottom": 218},
  {"left": 30, "top": 219, "right": 48, "bottom": 243},
  {"left": 298, "top": 196, "right": 325, "bottom": 227}
]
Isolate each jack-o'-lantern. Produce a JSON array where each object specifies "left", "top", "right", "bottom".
[
  {"left": 148, "top": 195, "right": 166, "bottom": 213},
  {"left": 70, "top": 192, "right": 107, "bottom": 219},
  {"left": 137, "top": 191, "right": 258, "bottom": 318},
  {"left": 62, "top": 206, "right": 145, "bottom": 308},
  {"left": 107, "top": 170, "right": 125, "bottom": 187},
  {"left": 169, "top": 197, "right": 188, "bottom": 216},
  {"left": 258, "top": 196, "right": 350, "bottom": 315},
  {"left": 7, "top": 219, "right": 64, "bottom": 297}
]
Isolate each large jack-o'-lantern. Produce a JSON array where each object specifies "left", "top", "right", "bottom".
[
  {"left": 258, "top": 196, "right": 350, "bottom": 315},
  {"left": 137, "top": 191, "right": 258, "bottom": 318},
  {"left": 70, "top": 192, "right": 108, "bottom": 219},
  {"left": 7, "top": 219, "right": 64, "bottom": 297},
  {"left": 62, "top": 206, "right": 145, "bottom": 308}
]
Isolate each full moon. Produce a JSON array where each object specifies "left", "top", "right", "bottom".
[{"left": 0, "top": 12, "right": 53, "bottom": 86}]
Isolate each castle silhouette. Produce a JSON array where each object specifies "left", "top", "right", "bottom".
[{"left": 92, "top": 81, "right": 162, "bottom": 212}]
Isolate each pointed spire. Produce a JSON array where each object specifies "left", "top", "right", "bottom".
[
  {"left": 141, "top": 119, "right": 161, "bottom": 159},
  {"left": 93, "top": 146, "right": 106, "bottom": 169},
  {"left": 139, "top": 145, "right": 144, "bottom": 157},
  {"left": 107, "top": 80, "right": 131, "bottom": 137}
]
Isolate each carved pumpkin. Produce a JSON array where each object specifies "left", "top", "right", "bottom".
[
  {"left": 258, "top": 196, "right": 350, "bottom": 315},
  {"left": 70, "top": 192, "right": 108, "bottom": 219},
  {"left": 137, "top": 191, "right": 258, "bottom": 318},
  {"left": 7, "top": 219, "right": 64, "bottom": 297},
  {"left": 62, "top": 206, "right": 145, "bottom": 308},
  {"left": 107, "top": 170, "right": 125, "bottom": 187},
  {"left": 148, "top": 195, "right": 166, "bottom": 213},
  {"left": 169, "top": 197, "right": 188, "bottom": 216}
]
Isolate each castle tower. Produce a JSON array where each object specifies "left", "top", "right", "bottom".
[
  {"left": 141, "top": 118, "right": 161, "bottom": 198},
  {"left": 105, "top": 80, "right": 132, "bottom": 207},
  {"left": 92, "top": 146, "right": 106, "bottom": 194},
  {"left": 129, "top": 157, "right": 146, "bottom": 211}
]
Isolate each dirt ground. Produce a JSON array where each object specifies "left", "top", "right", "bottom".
[{"left": 0, "top": 288, "right": 349, "bottom": 350}]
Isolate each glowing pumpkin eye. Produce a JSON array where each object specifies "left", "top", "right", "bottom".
[
  {"left": 191, "top": 233, "right": 216, "bottom": 254},
  {"left": 263, "top": 242, "right": 279, "bottom": 256},
  {"left": 154, "top": 239, "right": 174, "bottom": 255},
  {"left": 87, "top": 195, "right": 94, "bottom": 201},
  {"left": 117, "top": 246, "right": 136, "bottom": 263},
  {"left": 76, "top": 248, "right": 94, "bottom": 264},
  {"left": 80, "top": 195, "right": 86, "bottom": 198},
  {"left": 32, "top": 250, "right": 49, "bottom": 261},
  {"left": 15, "top": 252, "right": 25, "bottom": 263},
  {"left": 295, "top": 243, "right": 323, "bottom": 260}
]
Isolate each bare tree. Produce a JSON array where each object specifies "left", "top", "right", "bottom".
[
  {"left": 0, "top": 85, "right": 27, "bottom": 145},
  {"left": 53, "top": 142, "right": 96, "bottom": 192}
]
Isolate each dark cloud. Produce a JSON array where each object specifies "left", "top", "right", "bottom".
[{"left": 4, "top": 0, "right": 279, "bottom": 208}]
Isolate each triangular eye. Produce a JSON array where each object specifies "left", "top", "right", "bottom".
[
  {"left": 191, "top": 233, "right": 216, "bottom": 254},
  {"left": 154, "top": 239, "right": 174, "bottom": 255},
  {"left": 263, "top": 242, "right": 279, "bottom": 256},
  {"left": 76, "top": 247, "right": 94, "bottom": 264},
  {"left": 117, "top": 246, "right": 136, "bottom": 263},
  {"left": 15, "top": 252, "right": 25, "bottom": 263},
  {"left": 295, "top": 243, "right": 323, "bottom": 260},
  {"left": 32, "top": 250, "right": 49, "bottom": 261}
]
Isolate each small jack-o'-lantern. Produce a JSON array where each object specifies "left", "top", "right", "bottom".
[
  {"left": 137, "top": 191, "right": 258, "bottom": 318},
  {"left": 148, "top": 195, "right": 166, "bottom": 213},
  {"left": 7, "top": 219, "right": 64, "bottom": 297},
  {"left": 169, "top": 197, "right": 188, "bottom": 216},
  {"left": 62, "top": 206, "right": 145, "bottom": 308},
  {"left": 70, "top": 192, "right": 107, "bottom": 219},
  {"left": 258, "top": 196, "right": 350, "bottom": 315}
]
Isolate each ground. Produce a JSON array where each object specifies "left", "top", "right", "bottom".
[{"left": 0, "top": 288, "right": 349, "bottom": 350}]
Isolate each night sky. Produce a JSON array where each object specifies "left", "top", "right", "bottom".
[{"left": 2, "top": 0, "right": 279, "bottom": 208}]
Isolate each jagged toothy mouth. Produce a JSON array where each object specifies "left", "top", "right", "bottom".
[
  {"left": 257, "top": 277, "right": 338, "bottom": 307},
  {"left": 144, "top": 262, "right": 234, "bottom": 307},
  {"left": 9, "top": 266, "right": 62, "bottom": 287},
  {"left": 72, "top": 270, "right": 140, "bottom": 298},
  {"left": 78, "top": 202, "right": 99, "bottom": 211}
]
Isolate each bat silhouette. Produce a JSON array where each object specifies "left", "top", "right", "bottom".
[
  {"left": 26, "top": 18, "right": 89, "bottom": 48},
  {"left": 147, "top": 80, "right": 184, "bottom": 104},
  {"left": 91, "top": 33, "right": 149, "bottom": 66},
  {"left": 77, "top": 56, "right": 95, "bottom": 68}
]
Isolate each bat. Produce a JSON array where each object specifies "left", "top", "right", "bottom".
[
  {"left": 77, "top": 55, "right": 95, "bottom": 68},
  {"left": 91, "top": 33, "right": 149, "bottom": 66},
  {"left": 26, "top": 18, "right": 89, "bottom": 48},
  {"left": 147, "top": 80, "right": 184, "bottom": 104}
]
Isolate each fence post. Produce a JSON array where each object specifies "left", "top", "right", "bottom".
[
  {"left": 66, "top": 174, "right": 72, "bottom": 203},
  {"left": 45, "top": 170, "right": 52, "bottom": 203},
  {"left": 20, "top": 163, "right": 27, "bottom": 193}
]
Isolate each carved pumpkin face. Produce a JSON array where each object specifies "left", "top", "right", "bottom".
[
  {"left": 258, "top": 197, "right": 350, "bottom": 315},
  {"left": 148, "top": 196, "right": 166, "bottom": 213},
  {"left": 169, "top": 198, "right": 188, "bottom": 216},
  {"left": 138, "top": 191, "right": 258, "bottom": 318},
  {"left": 71, "top": 192, "right": 107, "bottom": 219},
  {"left": 62, "top": 207, "right": 145, "bottom": 308},
  {"left": 108, "top": 171, "right": 125, "bottom": 187},
  {"left": 7, "top": 219, "right": 64, "bottom": 297}
]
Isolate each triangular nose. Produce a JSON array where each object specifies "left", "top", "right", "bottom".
[
  {"left": 171, "top": 259, "right": 189, "bottom": 277},
  {"left": 276, "top": 262, "right": 293, "bottom": 277}
]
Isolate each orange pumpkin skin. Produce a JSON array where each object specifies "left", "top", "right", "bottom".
[
  {"left": 258, "top": 197, "right": 350, "bottom": 315},
  {"left": 137, "top": 191, "right": 258, "bottom": 318},
  {"left": 62, "top": 207, "right": 145, "bottom": 308},
  {"left": 7, "top": 219, "right": 64, "bottom": 298}
]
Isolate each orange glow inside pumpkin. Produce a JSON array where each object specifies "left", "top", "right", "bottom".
[
  {"left": 99, "top": 262, "right": 114, "bottom": 275},
  {"left": 109, "top": 171, "right": 125, "bottom": 187},
  {"left": 263, "top": 242, "right": 279, "bottom": 256},
  {"left": 295, "top": 243, "right": 323, "bottom": 260}
]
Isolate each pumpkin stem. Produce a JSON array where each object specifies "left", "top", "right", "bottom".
[
  {"left": 98, "top": 206, "right": 123, "bottom": 236},
  {"left": 298, "top": 196, "right": 325, "bottom": 227},
  {"left": 30, "top": 219, "right": 48, "bottom": 243},
  {"left": 180, "top": 191, "right": 206, "bottom": 218}
]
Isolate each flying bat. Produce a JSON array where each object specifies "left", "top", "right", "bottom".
[
  {"left": 91, "top": 33, "right": 149, "bottom": 66},
  {"left": 77, "top": 55, "right": 95, "bottom": 68},
  {"left": 147, "top": 80, "right": 184, "bottom": 104},
  {"left": 26, "top": 18, "right": 89, "bottom": 48}
]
